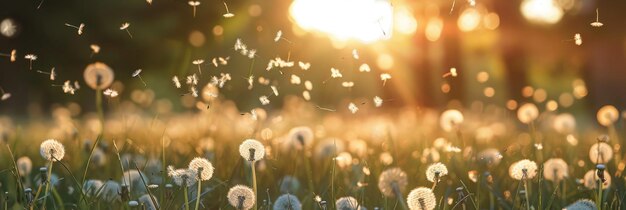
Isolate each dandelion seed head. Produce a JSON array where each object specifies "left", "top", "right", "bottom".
[
  {"left": 128, "top": 201, "right": 139, "bottom": 207},
  {"left": 100, "top": 180, "right": 121, "bottom": 202},
  {"left": 543, "top": 158, "right": 568, "bottom": 182},
  {"left": 597, "top": 105, "right": 619, "bottom": 126},
  {"left": 82, "top": 179, "right": 104, "bottom": 197},
  {"left": 273, "top": 194, "right": 302, "bottom": 210},
  {"left": 407, "top": 187, "right": 436, "bottom": 210},
  {"left": 378, "top": 167, "right": 408, "bottom": 197},
  {"left": 439, "top": 109, "right": 464, "bottom": 132},
  {"left": 188, "top": 157, "right": 214, "bottom": 181},
  {"left": 287, "top": 126, "right": 314, "bottom": 149},
  {"left": 589, "top": 142, "right": 613, "bottom": 164},
  {"left": 426, "top": 163, "right": 448, "bottom": 182},
  {"left": 274, "top": 30, "right": 283, "bottom": 42},
  {"left": 0, "top": 18, "right": 17, "bottom": 38},
  {"left": 227, "top": 185, "right": 255, "bottom": 210},
  {"left": 40, "top": 139, "right": 65, "bottom": 161},
  {"left": 121, "top": 170, "right": 149, "bottom": 194},
  {"left": 239, "top": 139, "right": 265, "bottom": 162},
  {"left": 563, "top": 199, "right": 597, "bottom": 210},
  {"left": 17, "top": 156, "right": 32, "bottom": 176},
  {"left": 509, "top": 159, "right": 538, "bottom": 180},
  {"left": 167, "top": 166, "right": 197, "bottom": 187},
  {"left": 84, "top": 62, "right": 114, "bottom": 90},
  {"left": 335, "top": 196, "right": 359, "bottom": 210},
  {"left": 517, "top": 103, "right": 539, "bottom": 124},
  {"left": 583, "top": 169, "right": 611, "bottom": 189},
  {"left": 553, "top": 113, "right": 576, "bottom": 134}
]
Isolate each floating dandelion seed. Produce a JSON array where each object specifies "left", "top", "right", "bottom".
[
  {"left": 103, "top": 88, "right": 118, "bottom": 98},
  {"left": 120, "top": 22, "right": 132, "bottom": 38},
  {"left": 259, "top": 95, "right": 270, "bottom": 105},
  {"left": 227, "top": 185, "right": 255, "bottom": 210},
  {"left": 90, "top": 44, "right": 100, "bottom": 57},
  {"left": 172, "top": 76, "right": 181, "bottom": 88},
  {"left": 304, "top": 81, "right": 313, "bottom": 90},
  {"left": 443, "top": 67, "right": 458, "bottom": 78},
  {"left": 352, "top": 49, "right": 359, "bottom": 60},
  {"left": 239, "top": 139, "right": 265, "bottom": 162},
  {"left": 36, "top": 67, "right": 56, "bottom": 80},
  {"left": 24, "top": 54, "right": 37, "bottom": 70},
  {"left": 190, "top": 86, "right": 198, "bottom": 97},
  {"left": 274, "top": 30, "right": 282, "bottom": 42},
  {"left": 373, "top": 96, "right": 383, "bottom": 107},
  {"left": 40, "top": 139, "right": 65, "bottom": 161},
  {"left": 342, "top": 81, "right": 354, "bottom": 88},
  {"left": 132, "top": 69, "right": 147, "bottom": 87},
  {"left": 348, "top": 102, "right": 359, "bottom": 114},
  {"left": 407, "top": 187, "right": 436, "bottom": 210},
  {"left": 62, "top": 80, "right": 76, "bottom": 94},
  {"left": 246, "top": 75, "right": 254, "bottom": 90},
  {"left": 64, "top": 23, "right": 85, "bottom": 35},
  {"left": 468, "top": 0, "right": 476, "bottom": 6},
  {"left": 271, "top": 86, "right": 279, "bottom": 96},
  {"left": 0, "top": 87, "right": 11, "bottom": 101},
  {"left": 359, "top": 63, "right": 371, "bottom": 72},
  {"left": 331, "top": 68, "right": 343, "bottom": 78},
  {"left": 0, "top": 49, "right": 17, "bottom": 62},
  {"left": 378, "top": 168, "right": 408, "bottom": 198},
  {"left": 223, "top": 2, "right": 235, "bottom": 18},
  {"left": 509, "top": 159, "right": 538, "bottom": 180},
  {"left": 574, "top": 33, "right": 582, "bottom": 46},
  {"left": 591, "top": 8, "right": 603, "bottom": 27},
  {"left": 188, "top": 1, "right": 200, "bottom": 17},
  {"left": 298, "top": 61, "right": 310, "bottom": 70},
  {"left": 84, "top": 62, "right": 115, "bottom": 90},
  {"left": 192, "top": 59, "right": 204, "bottom": 74},
  {"left": 380, "top": 73, "right": 392, "bottom": 86},
  {"left": 290, "top": 74, "right": 301, "bottom": 85},
  {"left": 266, "top": 57, "right": 294, "bottom": 70}
]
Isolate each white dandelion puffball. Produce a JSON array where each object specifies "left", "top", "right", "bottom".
[
  {"left": 287, "top": 126, "right": 315, "bottom": 149},
  {"left": 17, "top": 156, "right": 32, "bottom": 176},
  {"left": 597, "top": 105, "right": 619, "bottom": 126},
  {"left": 552, "top": 113, "right": 576, "bottom": 134},
  {"left": 426, "top": 163, "right": 448, "bottom": 183},
  {"left": 542, "top": 158, "right": 568, "bottom": 182},
  {"left": 101, "top": 180, "right": 121, "bottom": 202},
  {"left": 40, "top": 139, "right": 65, "bottom": 161},
  {"left": 563, "top": 199, "right": 596, "bottom": 210},
  {"left": 239, "top": 139, "right": 265, "bottom": 162},
  {"left": 82, "top": 179, "right": 104, "bottom": 197},
  {"left": 378, "top": 167, "right": 408, "bottom": 197},
  {"left": 407, "top": 187, "right": 437, "bottom": 210},
  {"left": 188, "top": 157, "right": 214, "bottom": 181},
  {"left": 517, "top": 103, "right": 539, "bottom": 124},
  {"left": 167, "top": 166, "right": 197, "bottom": 187},
  {"left": 83, "top": 62, "right": 115, "bottom": 90},
  {"left": 509, "top": 159, "right": 538, "bottom": 180},
  {"left": 273, "top": 194, "right": 302, "bottom": 210},
  {"left": 583, "top": 169, "right": 611, "bottom": 189},
  {"left": 335, "top": 196, "right": 359, "bottom": 210},
  {"left": 589, "top": 142, "right": 613, "bottom": 164},
  {"left": 439, "top": 109, "right": 464, "bottom": 132},
  {"left": 227, "top": 185, "right": 256, "bottom": 210}
]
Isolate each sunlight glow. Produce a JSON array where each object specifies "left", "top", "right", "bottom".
[
  {"left": 520, "top": 0, "right": 563, "bottom": 24},
  {"left": 289, "top": 0, "right": 393, "bottom": 43}
]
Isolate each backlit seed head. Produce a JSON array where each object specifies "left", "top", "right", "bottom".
[
  {"left": 517, "top": 103, "right": 539, "bottom": 124},
  {"left": 287, "top": 126, "right": 314, "bottom": 149},
  {"left": 16, "top": 156, "right": 32, "bottom": 176},
  {"left": 239, "top": 139, "right": 265, "bottom": 162},
  {"left": 40, "top": 139, "right": 65, "bottom": 161},
  {"left": 426, "top": 163, "right": 448, "bottom": 183},
  {"left": 583, "top": 169, "right": 611, "bottom": 189},
  {"left": 597, "top": 105, "right": 619, "bottom": 126},
  {"left": 542, "top": 158, "right": 568, "bottom": 182},
  {"left": 407, "top": 187, "right": 436, "bottom": 210},
  {"left": 273, "top": 193, "right": 302, "bottom": 210},
  {"left": 440, "top": 109, "right": 464, "bottom": 132},
  {"left": 227, "top": 185, "right": 255, "bottom": 210},
  {"left": 378, "top": 167, "right": 408, "bottom": 197},
  {"left": 563, "top": 199, "right": 596, "bottom": 210},
  {"left": 509, "top": 159, "right": 537, "bottom": 180},
  {"left": 83, "top": 62, "right": 114, "bottom": 90},
  {"left": 188, "top": 157, "right": 214, "bottom": 181},
  {"left": 589, "top": 142, "right": 613, "bottom": 164},
  {"left": 335, "top": 196, "right": 359, "bottom": 210}
]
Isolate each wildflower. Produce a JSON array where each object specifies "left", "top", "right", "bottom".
[
  {"left": 543, "top": 158, "right": 568, "bottom": 182},
  {"left": 439, "top": 109, "right": 464, "bottom": 132},
  {"left": 273, "top": 194, "right": 301, "bottom": 210},
  {"left": 583, "top": 169, "right": 611, "bottom": 189},
  {"left": 40, "top": 139, "right": 65, "bottom": 161},
  {"left": 407, "top": 187, "right": 436, "bottom": 210},
  {"left": 517, "top": 103, "right": 538, "bottom": 124},
  {"left": 589, "top": 142, "right": 613, "bottom": 164},
  {"left": 597, "top": 105, "right": 618, "bottom": 126},
  {"left": 239, "top": 139, "right": 265, "bottom": 162},
  {"left": 17, "top": 156, "right": 32, "bottom": 176},
  {"left": 167, "top": 166, "right": 197, "bottom": 187},
  {"left": 426, "top": 163, "right": 448, "bottom": 183},
  {"left": 378, "top": 168, "right": 408, "bottom": 197},
  {"left": 563, "top": 199, "right": 597, "bottom": 210},
  {"left": 335, "top": 196, "right": 359, "bottom": 210},
  {"left": 83, "top": 62, "right": 115, "bottom": 90},
  {"left": 227, "top": 185, "right": 255, "bottom": 210},
  {"left": 509, "top": 159, "right": 538, "bottom": 180},
  {"left": 138, "top": 194, "right": 159, "bottom": 210},
  {"left": 188, "top": 157, "right": 214, "bottom": 181},
  {"left": 590, "top": 9, "right": 603, "bottom": 27},
  {"left": 223, "top": 2, "right": 235, "bottom": 18},
  {"left": 120, "top": 22, "right": 132, "bottom": 38}
]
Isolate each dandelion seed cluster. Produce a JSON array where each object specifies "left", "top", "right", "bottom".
[
  {"left": 239, "top": 139, "right": 265, "bottom": 162},
  {"left": 407, "top": 187, "right": 436, "bottom": 210},
  {"left": 425, "top": 162, "right": 448, "bottom": 182},
  {"left": 335, "top": 196, "right": 359, "bottom": 210},
  {"left": 227, "top": 185, "right": 255, "bottom": 210},
  {"left": 377, "top": 167, "right": 408, "bottom": 197},
  {"left": 39, "top": 139, "right": 65, "bottom": 161},
  {"left": 509, "top": 159, "right": 537, "bottom": 180},
  {"left": 273, "top": 194, "right": 302, "bottom": 210},
  {"left": 188, "top": 157, "right": 214, "bottom": 181}
]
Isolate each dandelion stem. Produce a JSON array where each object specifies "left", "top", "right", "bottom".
[
  {"left": 523, "top": 178, "right": 530, "bottom": 210},
  {"left": 252, "top": 162, "right": 258, "bottom": 210},
  {"left": 42, "top": 161, "right": 53, "bottom": 209},
  {"left": 82, "top": 89, "right": 104, "bottom": 188},
  {"left": 391, "top": 182, "right": 408, "bottom": 210},
  {"left": 598, "top": 179, "right": 603, "bottom": 210},
  {"left": 194, "top": 172, "right": 202, "bottom": 210},
  {"left": 184, "top": 186, "right": 190, "bottom": 210}
]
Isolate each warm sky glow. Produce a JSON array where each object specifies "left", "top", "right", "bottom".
[
  {"left": 520, "top": 0, "right": 564, "bottom": 24},
  {"left": 289, "top": 0, "right": 393, "bottom": 43}
]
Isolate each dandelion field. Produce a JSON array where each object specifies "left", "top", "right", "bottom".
[{"left": 1, "top": 0, "right": 626, "bottom": 210}]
